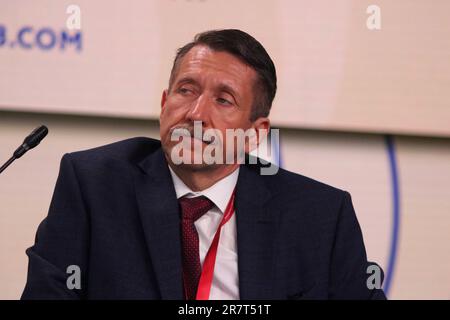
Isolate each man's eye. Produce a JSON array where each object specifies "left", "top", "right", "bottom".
[
  {"left": 178, "top": 87, "right": 192, "bottom": 95},
  {"left": 217, "top": 97, "right": 232, "bottom": 106}
]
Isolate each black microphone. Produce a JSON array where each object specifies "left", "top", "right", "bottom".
[{"left": 0, "top": 125, "right": 49, "bottom": 174}]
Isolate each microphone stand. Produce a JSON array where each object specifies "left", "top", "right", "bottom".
[
  {"left": 0, "top": 156, "right": 15, "bottom": 174},
  {"left": 0, "top": 125, "right": 49, "bottom": 175}
]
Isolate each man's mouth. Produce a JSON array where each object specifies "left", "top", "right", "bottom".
[{"left": 170, "top": 129, "right": 210, "bottom": 145}]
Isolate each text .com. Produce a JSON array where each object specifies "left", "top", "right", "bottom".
[{"left": 0, "top": 25, "right": 82, "bottom": 52}]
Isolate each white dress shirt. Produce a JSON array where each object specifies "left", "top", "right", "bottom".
[{"left": 168, "top": 166, "right": 240, "bottom": 300}]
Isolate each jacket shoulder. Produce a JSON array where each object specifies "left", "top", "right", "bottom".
[
  {"left": 254, "top": 164, "right": 347, "bottom": 203},
  {"left": 64, "top": 137, "right": 161, "bottom": 166}
]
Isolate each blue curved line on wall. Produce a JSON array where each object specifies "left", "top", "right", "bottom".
[{"left": 383, "top": 135, "right": 400, "bottom": 297}]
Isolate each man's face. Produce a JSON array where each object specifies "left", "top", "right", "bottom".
[{"left": 159, "top": 45, "right": 268, "bottom": 170}]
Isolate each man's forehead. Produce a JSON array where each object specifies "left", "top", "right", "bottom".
[{"left": 176, "top": 45, "right": 256, "bottom": 83}]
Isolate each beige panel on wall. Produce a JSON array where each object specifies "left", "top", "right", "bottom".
[{"left": 1, "top": 0, "right": 450, "bottom": 136}]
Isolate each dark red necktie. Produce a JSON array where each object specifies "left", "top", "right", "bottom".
[{"left": 179, "top": 196, "right": 214, "bottom": 300}]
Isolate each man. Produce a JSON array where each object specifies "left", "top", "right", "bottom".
[{"left": 22, "top": 29, "right": 386, "bottom": 299}]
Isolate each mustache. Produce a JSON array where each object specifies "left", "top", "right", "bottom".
[{"left": 170, "top": 124, "right": 196, "bottom": 137}]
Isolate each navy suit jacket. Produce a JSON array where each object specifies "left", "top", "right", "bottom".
[{"left": 22, "top": 137, "right": 386, "bottom": 299}]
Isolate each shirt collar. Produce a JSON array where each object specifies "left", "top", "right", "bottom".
[{"left": 168, "top": 165, "right": 239, "bottom": 214}]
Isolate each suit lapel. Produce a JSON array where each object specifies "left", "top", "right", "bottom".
[
  {"left": 235, "top": 164, "right": 279, "bottom": 299},
  {"left": 132, "top": 147, "right": 184, "bottom": 299},
  {"left": 132, "top": 146, "right": 280, "bottom": 300}
]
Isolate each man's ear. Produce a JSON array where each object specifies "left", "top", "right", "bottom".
[
  {"left": 246, "top": 117, "right": 270, "bottom": 154},
  {"left": 161, "top": 89, "right": 168, "bottom": 110},
  {"left": 254, "top": 117, "right": 270, "bottom": 132}
]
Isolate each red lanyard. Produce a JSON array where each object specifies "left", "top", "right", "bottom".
[{"left": 190, "top": 188, "right": 236, "bottom": 300}]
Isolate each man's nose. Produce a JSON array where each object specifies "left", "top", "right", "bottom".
[{"left": 185, "top": 94, "right": 210, "bottom": 125}]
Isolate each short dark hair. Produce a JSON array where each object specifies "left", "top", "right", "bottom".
[{"left": 168, "top": 29, "right": 277, "bottom": 121}]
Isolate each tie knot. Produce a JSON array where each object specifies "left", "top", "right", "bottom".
[{"left": 179, "top": 196, "right": 214, "bottom": 221}]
